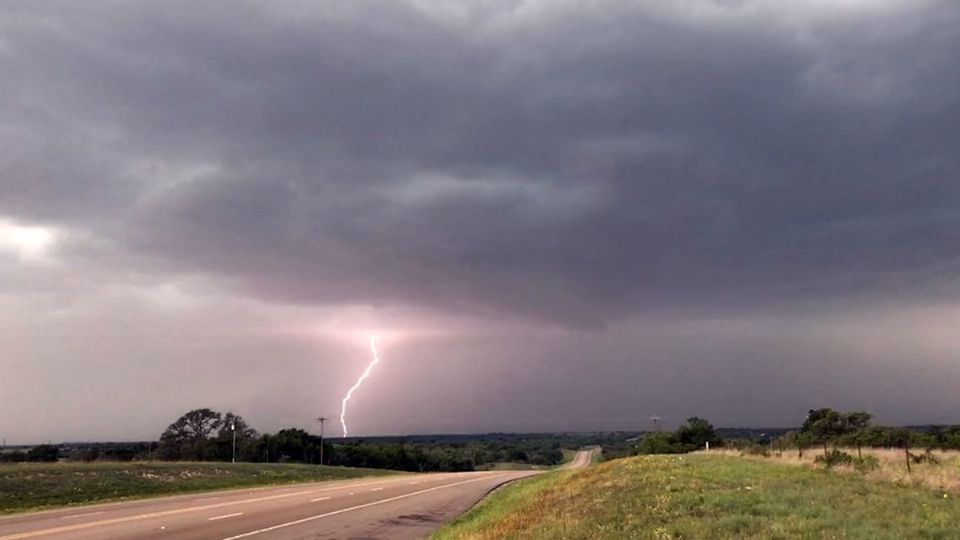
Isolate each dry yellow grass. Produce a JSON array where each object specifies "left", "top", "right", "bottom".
[{"left": 710, "top": 446, "right": 960, "bottom": 494}]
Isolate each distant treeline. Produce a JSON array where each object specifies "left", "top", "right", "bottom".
[
  {"left": 150, "top": 409, "right": 589, "bottom": 471},
  {"left": 771, "top": 409, "right": 960, "bottom": 455},
  {"left": 0, "top": 408, "right": 640, "bottom": 471},
  {"left": 14, "top": 407, "right": 950, "bottom": 467},
  {"left": 628, "top": 408, "right": 960, "bottom": 457},
  {"left": 0, "top": 444, "right": 60, "bottom": 463}
]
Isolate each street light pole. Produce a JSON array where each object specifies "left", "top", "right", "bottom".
[
  {"left": 317, "top": 416, "right": 327, "bottom": 466},
  {"left": 231, "top": 421, "right": 237, "bottom": 464}
]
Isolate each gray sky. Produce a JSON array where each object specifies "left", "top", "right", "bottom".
[{"left": 2, "top": 0, "right": 960, "bottom": 443}]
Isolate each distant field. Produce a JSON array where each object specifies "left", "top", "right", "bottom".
[
  {"left": 434, "top": 454, "right": 959, "bottom": 539},
  {"left": 0, "top": 461, "right": 396, "bottom": 514}
]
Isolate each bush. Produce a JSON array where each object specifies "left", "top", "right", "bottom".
[
  {"left": 0, "top": 451, "right": 27, "bottom": 463},
  {"left": 853, "top": 455, "right": 879, "bottom": 472},
  {"left": 636, "top": 432, "right": 686, "bottom": 454},
  {"left": 910, "top": 450, "right": 940, "bottom": 465},
  {"left": 26, "top": 445, "right": 60, "bottom": 462},
  {"left": 815, "top": 450, "right": 854, "bottom": 468}
]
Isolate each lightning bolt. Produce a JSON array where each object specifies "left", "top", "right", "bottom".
[{"left": 339, "top": 336, "right": 382, "bottom": 437}]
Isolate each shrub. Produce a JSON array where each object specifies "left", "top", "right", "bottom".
[
  {"left": 853, "top": 455, "right": 879, "bottom": 472},
  {"left": 636, "top": 432, "right": 686, "bottom": 454},
  {"left": 815, "top": 450, "right": 854, "bottom": 468},
  {"left": 25, "top": 445, "right": 60, "bottom": 462},
  {"left": 910, "top": 450, "right": 940, "bottom": 465}
]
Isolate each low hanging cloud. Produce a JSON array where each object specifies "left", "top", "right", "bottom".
[{"left": 2, "top": 0, "right": 960, "bottom": 442}]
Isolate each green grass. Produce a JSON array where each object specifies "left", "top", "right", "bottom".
[
  {"left": 434, "top": 454, "right": 960, "bottom": 539},
  {"left": 0, "top": 461, "right": 397, "bottom": 514}
]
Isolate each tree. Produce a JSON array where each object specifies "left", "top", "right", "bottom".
[
  {"left": 159, "top": 408, "right": 223, "bottom": 460},
  {"left": 845, "top": 411, "right": 872, "bottom": 458},
  {"left": 802, "top": 408, "right": 845, "bottom": 453},
  {"left": 214, "top": 413, "right": 258, "bottom": 462},
  {"left": 802, "top": 408, "right": 839, "bottom": 433},
  {"left": 845, "top": 411, "right": 872, "bottom": 431},
  {"left": 272, "top": 428, "right": 325, "bottom": 464},
  {"left": 675, "top": 417, "right": 721, "bottom": 451},
  {"left": 180, "top": 408, "right": 223, "bottom": 439},
  {"left": 802, "top": 408, "right": 873, "bottom": 454}
]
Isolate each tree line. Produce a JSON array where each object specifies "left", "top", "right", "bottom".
[
  {"left": 0, "top": 444, "right": 60, "bottom": 463},
  {"left": 632, "top": 409, "right": 960, "bottom": 458},
  {"left": 154, "top": 408, "right": 566, "bottom": 472},
  {"left": 13, "top": 406, "right": 955, "bottom": 467},
  {"left": 776, "top": 408, "right": 960, "bottom": 457}
]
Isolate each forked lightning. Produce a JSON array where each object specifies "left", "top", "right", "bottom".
[{"left": 339, "top": 336, "right": 382, "bottom": 437}]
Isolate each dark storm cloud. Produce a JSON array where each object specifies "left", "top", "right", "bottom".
[
  {"left": 3, "top": 0, "right": 960, "bottom": 326},
  {"left": 3, "top": 1, "right": 960, "bottom": 442}
]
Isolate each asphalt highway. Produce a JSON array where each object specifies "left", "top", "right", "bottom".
[
  {"left": 562, "top": 447, "right": 597, "bottom": 469},
  {"left": 0, "top": 466, "right": 550, "bottom": 539}
]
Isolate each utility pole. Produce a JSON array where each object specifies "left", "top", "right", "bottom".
[
  {"left": 317, "top": 416, "right": 327, "bottom": 466},
  {"left": 231, "top": 421, "right": 237, "bottom": 464},
  {"left": 649, "top": 416, "right": 661, "bottom": 432}
]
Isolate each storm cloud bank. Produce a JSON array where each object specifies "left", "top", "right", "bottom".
[{"left": 2, "top": 1, "right": 959, "bottom": 442}]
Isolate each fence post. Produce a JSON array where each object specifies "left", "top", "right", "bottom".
[{"left": 904, "top": 442, "right": 911, "bottom": 474}]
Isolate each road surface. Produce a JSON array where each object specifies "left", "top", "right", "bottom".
[
  {"left": 562, "top": 447, "right": 599, "bottom": 469},
  {"left": 0, "top": 451, "right": 594, "bottom": 539},
  {"left": 0, "top": 471, "right": 532, "bottom": 540}
]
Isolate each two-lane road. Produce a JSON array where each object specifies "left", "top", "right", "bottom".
[
  {"left": 0, "top": 450, "right": 595, "bottom": 539},
  {"left": 0, "top": 470, "right": 531, "bottom": 540},
  {"left": 562, "top": 447, "right": 599, "bottom": 469}
]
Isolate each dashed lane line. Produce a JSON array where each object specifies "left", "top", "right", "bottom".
[
  {"left": 221, "top": 475, "right": 508, "bottom": 540},
  {"left": 209, "top": 513, "right": 243, "bottom": 521}
]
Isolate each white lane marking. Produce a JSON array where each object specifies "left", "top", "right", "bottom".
[
  {"left": 370, "top": 487, "right": 383, "bottom": 491},
  {"left": 60, "top": 512, "right": 104, "bottom": 520},
  {"left": 221, "top": 475, "right": 507, "bottom": 540},
  {"left": 0, "top": 479, "right": 392, "bottom": 540},
  {"left": 310, "top": 497, "right": 331, "bottom": 502},
  {"left": 209, "top": 513, "right": 243, "bottom": 521}
]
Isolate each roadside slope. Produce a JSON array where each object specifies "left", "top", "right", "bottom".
[{"left": 433, "top": 454, "right": 959, "bottom": 539}]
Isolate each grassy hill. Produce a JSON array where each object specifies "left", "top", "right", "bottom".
[
  {"left": 0, "top": 461, "right": 396, "bottom": 514},
  {"left": 434, "top": 454, "right": 959, "bottom": 539}
]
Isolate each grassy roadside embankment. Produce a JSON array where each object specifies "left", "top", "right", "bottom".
[
  {"left": 434, "top": 454, "right": 959, "bottom": 539},
  {"left": 0, "top": 461, "right": 397, "bottom": 514}
]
